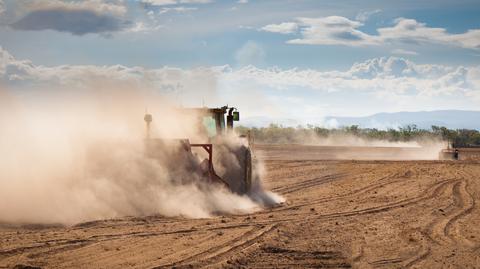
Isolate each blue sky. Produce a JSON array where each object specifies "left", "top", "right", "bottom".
[{"left": 1, "top": 0, "right": 480, "bottom": 125}]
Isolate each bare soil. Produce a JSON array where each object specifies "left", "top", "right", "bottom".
[{"left": 1, "top": 145, "right": 480, "bottom": 268}]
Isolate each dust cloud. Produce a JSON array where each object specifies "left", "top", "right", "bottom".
[
  {"left": 254, "top": 132, "right": 445, "bottom": 161},
  {"left": 306, "top": 134, "right": 445, "bottom": 160},
  {"left": 0, "top": 84, "right": 282, "bottom": 225}
]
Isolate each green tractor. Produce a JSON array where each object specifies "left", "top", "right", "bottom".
[{"left": 144, "top": 106, "right": 253, "bottom": 194}]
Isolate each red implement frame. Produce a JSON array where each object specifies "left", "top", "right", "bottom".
[
  {"left": 190, "top": 143, "right": 230, "bottom": 187},
  {"left": 190, "top": 144, "right": 214, "bottom": 172}
]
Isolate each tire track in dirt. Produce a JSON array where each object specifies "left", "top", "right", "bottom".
[
  {"left": 255, "top": 178, "right": 455, "bottom": 235},
  {"left": 35, "top": 229, "right": 225, "bottom": 267},
  {"left": 461, "top": 167, "right": 480, "bottom": 247},
  {"left": 403, "top": 243, "right": 431, "bottom": 269},
  {"left": 368, "top": 171, "right": 458, "bottom": 268},
  {"left": 1, "top": 221, "right": 288, "bottom": 264},
  {"left": 448, "top": 170, "right": 477, "bottom": 248},
  {"left": 270, "top": 162, "right": 411, "bottom": 211},
  {"left": 445, "top": 180, "right": 475, "bottom": 247},
  {"left": 238, "top": 246, "right": 352, "bottom": 268},
  {"left": 274, "top": 172, "right": 349, "bottom": 195},
  {"left": 368, "top": 171, "right": 451, "bottom": 268},
  {"left": 153, "top": 224, "right": 277, "bottom": 268},
  {"left": 308, "top": 178, "right": 456, "bottom": 221},
  {"left": 0, "top": 239, "right": 92, "bottom": 259},
  {"left": 23, "top": 240, "right": 94, "bottom": 259},
  {"left": 370, "top": 257, "right": 404, "bottom": 267},
  {"left": 403, "top": 169, "right": 472, "bottom": 268},
  {"left": 0, "top": 226, "right": 231, "bottom": 260},
  {"left": 272, "top": 171, "right": 402, "bottom": 213},
  {"left": 427, "top": 179, "right": 475, "bottom": 247},
  {"left": 269, "top": 164, "right": 377, "bottom": 196},
  {"left": 261, "top": 172, "right": 450, "bottom": 225}
]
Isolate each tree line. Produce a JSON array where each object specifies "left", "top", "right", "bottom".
[{"left": 235, "top": 124, "right": 480, "bottom": 147}]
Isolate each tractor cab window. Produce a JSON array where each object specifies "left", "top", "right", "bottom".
[
  {"left": 216, "top": 113, "right": 225, "bottom": 130},
  {"left": 202, "top": 116, "right": 217, "bottom": 137}
]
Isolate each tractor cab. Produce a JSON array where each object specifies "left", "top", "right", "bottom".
[
  {"left": 143, "top": 106, "right": 252, "bottom": 194},
  {"left": 184, "top": 106, "right": 240, "bottom": 138}
]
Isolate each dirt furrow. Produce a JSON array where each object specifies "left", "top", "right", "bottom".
[
  {"left": 309, "top": 179, "right": 455, "bottom": 220},
  {"left": 272, "top": 172, "right": 402, "bottom": 213},
  {"left": 153, "top": 224, "right": 277, "bottom": 268},
  {"left": 445, "top": 180, "right": 476, "bottom": 247}
]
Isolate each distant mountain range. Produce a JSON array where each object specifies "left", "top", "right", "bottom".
[{"left": 241, "top": 110, "right": 480, "bottom": 130}]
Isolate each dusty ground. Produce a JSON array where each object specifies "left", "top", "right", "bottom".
[{"left": 1, "top": 145, "right": 480, "bottom": 269}]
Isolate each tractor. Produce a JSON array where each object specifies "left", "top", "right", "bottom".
[
  {"left": 143, "top": 106, "right": 253, "bottom": 194},
  {"left": 439, "top": 143, "right": 458, "bottom": 160}
]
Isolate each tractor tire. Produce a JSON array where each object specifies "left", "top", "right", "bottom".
[{"left": 244, "top": 147, "right": 253, "bottom": 193}]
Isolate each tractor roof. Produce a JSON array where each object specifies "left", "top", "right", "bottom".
[{"left": 178, "top": 106, "right": 228, "bottom": 116}]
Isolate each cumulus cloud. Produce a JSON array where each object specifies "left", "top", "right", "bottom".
[
  {"left": 224, "top": 57, "right": 480, "bottom": 102},
  {"left": 1, "top": 46, "right": 479, "bottom": 111},
  {"left": 355, "top": 9, "right": 381, "bottom": 22},
  {"left": 127, "top": 21, "right": 163, "bottom": 33},
  {"left": 142, "top": 0, "right": 212, "bottom": 6},
  {"left": 178, "top": 0, "right": 213, "bottom": 3},
  {"left": 11, "top": 9, "right": 131, "bottom": 36},
  {"left": 159, "top": 6, "right": 198, "bottom": 14},
  {"left": 287, "top": 16, "right": 379, "bottom": 46},
  {"left": 234, "top": 41, "right": 266, "bottom": 67},
  {"left": 260, "top": 22, "right": 298, "bottom": 34},
  {"left": 261, "top": 16, "right": 480, "bottom": 49},
  {"left": 0, "top": 0, "right": 4, "bottom": 15},
  {"left": 142, "top": 0, "right": 178, "bottom": 5},
  {"left": 378, "top": 18, "right": 480, "bottom": 49},
  {"left": 24, "top": 0, "right": 127, "bottom": 16},
  {"left": 9, "top": 0, "right": 131, "bottom": 36},
  {"left": 392, "top": 49, "right": 418, "bottom": 55}
]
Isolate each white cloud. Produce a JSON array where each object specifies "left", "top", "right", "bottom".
[
  {"left": 262, "top": 16, "right": 480, "bottom": 49},
  {"left": 142, "top": 0, "right": 212, "bottom": 6},
  {"left": 22, "top": 0, "right": 127, "bottom": 16},
  {"left": 1, "top": 47, "right": 476, "bottom": 96},
  {"left": 223, "top": 57, "right": 480, "bottom": 102},
  {"left": 4, "top": 0, "right": 186, "bottom": 35},
  {"left": 1, "top": 47, "right": 479, "bottom": 115},
  {"left": 180, "top": 0, "right": 212, "bottom": 3},
  {"left": 0, "top": 0, "right": 5, "bottom": 15},
  {"left": 8, "top": 0, "right": 131, "bottom": 36},
  {"left": 355, "top": 9, "right": 381, "bottom": 22},
  {"left": 127, "top": 21, "right": 163, "bottom": 33},
  {"left": 234, "top": 41, "right": 266, "bottom": 67},
  {"left": 287, "top": 16, "right": 378, "bottom": 46},
  {"left": 238, "top": 25, "right": 254, "bottom": 30},
  {"left": 142, "top": 0, "right": 177, "bottom": 5},
  {"left": 392, "top": 49, "right": 418, "bottom": 56},
  {"left": 237, "top": 0, "right": 248, "bottom": 4},
  {"left": 378, "top": 18, "right": 480, "bottom": 49},
  {"left": 159, "top": 6, "right": 198, "bottom": 14},
  {"left": 260, "top": 22, "right": 298, "bottom": 34}
]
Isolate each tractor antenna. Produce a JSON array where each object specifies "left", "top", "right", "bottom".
[{"left": 144, "top": 111, "right": 152, "bottom": 139}]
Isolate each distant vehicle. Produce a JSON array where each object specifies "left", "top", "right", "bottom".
[{"left": 439, "top": 142, "right": 480, "bottom": 160}]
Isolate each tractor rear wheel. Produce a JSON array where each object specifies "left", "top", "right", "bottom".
[{"left": 244, "top": 148, "right": 252, "bottom": 193}]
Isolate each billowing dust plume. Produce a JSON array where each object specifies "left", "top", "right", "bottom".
[
  {"left": 254, "top": 130, "right": 445, "bottom": 160},
  {"left": 304, "top": 134, "right": 445, "bottom": 160},
  {"left": 0, "top": 85, "right": 283, "bottom": 225}
]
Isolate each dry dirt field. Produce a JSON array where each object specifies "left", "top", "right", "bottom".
[{"left": 1, "top": 145, "right": 480, "bottom": 269}]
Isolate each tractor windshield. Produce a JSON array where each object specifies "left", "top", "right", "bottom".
[
  {"left": 202, "top": 116, "right": 217, "bottom": 137},
  {"left": 216, "top": 113, "right": 225, "bottom": 130}
]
